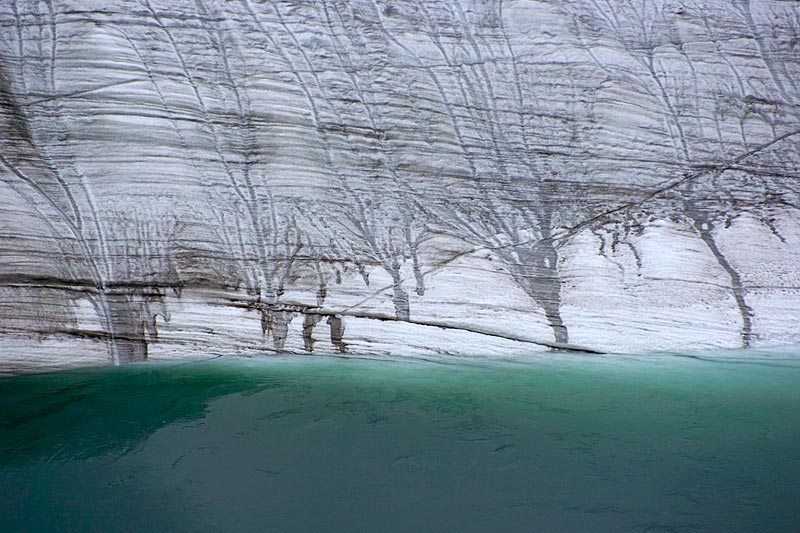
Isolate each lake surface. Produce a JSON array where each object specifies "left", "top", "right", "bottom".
[{"left": 1, "top": 350, "right": 799, "bottom": 532}]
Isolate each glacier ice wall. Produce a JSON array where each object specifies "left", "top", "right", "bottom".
[{"left": 1, "top": 0, "right": 799, "bottom": 370}]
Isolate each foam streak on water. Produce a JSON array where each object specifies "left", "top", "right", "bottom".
[{"left": 1, "top": 350, "right": 799, "bottom": 532}]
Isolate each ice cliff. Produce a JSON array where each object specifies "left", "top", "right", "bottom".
[{"left": 1, "top": 0, "right": 799, "bottom": 371}]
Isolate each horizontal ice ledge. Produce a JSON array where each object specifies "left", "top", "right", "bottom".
[{"left": 2, "top": 214, "right": 799, "bottom": 374}]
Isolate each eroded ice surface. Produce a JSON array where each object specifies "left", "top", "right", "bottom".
[{"left": 1, "top": 0, "right": 799, "bottom": 369}]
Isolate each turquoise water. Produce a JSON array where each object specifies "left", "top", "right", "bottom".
[{"left": 1, "top": 351, "right": 799, "bottom": 532}]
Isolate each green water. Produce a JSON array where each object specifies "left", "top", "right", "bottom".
[{"left": 1, "top": 351, "right": 799, "bottom": 532}]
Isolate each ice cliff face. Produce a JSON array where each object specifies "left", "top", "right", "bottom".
[{"left": 1, "top": 0, "right": 799, "bottom": 371}]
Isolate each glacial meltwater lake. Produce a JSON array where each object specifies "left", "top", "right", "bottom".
[{"left": 1, "top": 350, "right": 799, "bottom": 532}]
